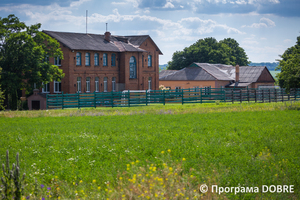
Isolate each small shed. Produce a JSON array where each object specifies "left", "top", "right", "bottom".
[{"left": 27, "top": 89, "right": 47, "bottom": 110}]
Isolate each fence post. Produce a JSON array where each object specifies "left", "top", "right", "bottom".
[
  {"left": 262, "top": 90, "right": 264, "bottom": 103},
  {"left": 182, "top": 89, "right": 184, "bottom": 105},
  {"left": 269, "top": 89, "right": 271, "bottom": 102},
  {"left": 128, "top": 90, "right": 130, "bottom": 107},
  {"left": 94, "top": 91, "right": 96, "bottom": 108},
  {"left": 232, "top": 89, "right": 234, "bottom": 103},
  {"left": 62, "top": 91, "right": 64, "bottom": 109},
  {"left": 163, "top": 90, "right": 165, "bottom": 105},
  {"left": 200, "top": 88, "right": 202, "bottom": 104},
  {"left": 111, "top": 91, "right": 114, "bottom": 108},
  {"left": 247, "top": 88, "right": 250, "bottom": 102},
  {"left": 255, "top": 89, "right": 257, "bottom": 103},
  {"left": 288, "top": 90, "right": 290, "bottom": 101},
  {"left": 240, "top": 89, "right": 242, "bottom": 103},
  {"left": 78, "top": 91, "right": 80, "bottom": 109},
  {"left": 145, "top": 90, "right": 148, "bottom": 106}
]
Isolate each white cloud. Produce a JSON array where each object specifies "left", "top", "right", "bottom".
[
  {"left": 163, "top": 2, "right": 175, "bottom": 8},
  {"left": 242, "top": 17, "right": 275, "bottom": 28},
  {"left": 70, "top": 0, "right": 91, "bottom": 7}
]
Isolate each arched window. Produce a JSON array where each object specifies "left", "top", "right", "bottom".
[
  {"left": 103, "top": 53, "right": 108, "bottom": 66},
  {"left": 76, "top": 52, "right": 81, "bottom": 65},
  {"left": 94, "top": 53, "right": 99, "bottom": 66},
  {"left": 129, "top": 56, "right": 136, "bottom": 79},
  {"left": 85, "top": 53, "right": 90, "bottom": 66},
  {"left": 148, "top": 55, "right": 152, "bottom": 67}
]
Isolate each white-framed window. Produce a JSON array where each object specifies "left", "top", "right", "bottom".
[
  {"left": 112, "top": 77, "right": 116, "bottom": 92},
  {"left": 129, "top": 56, "right": 136, "bottom": 79},
  {"left": 175, "top": 86, "right": 181, "bottom": 92},
  {"left": 111, "top": 54, "right": 116, "bottom": 66},
  {"left": 54, "top": 57, "right": 61, "bottom": 66},
  {"left": 77, "top": 77, "right": 81, "bottom": 93},
  {"left": 95, "top": 77, "right": 99, "bottom": 92},
  {"left": 104, "top": 77, "right": 108, "bottom": 92},
  {"left": 193, "top": 86, "right": 199, "bottom": 95},
  {"left": 76, "top": 52, "right": 81, "bottom": 66},
  {"left": 94, "top": 53, "right": 99, "bottom": 66},
  {"left": 86, "top": 77, "right": 91, "bottom": 92},
  {"left": 148, "top": 77, "right": 152, "bottom": 90},
  {"left": 103, "top": 53, "right": 107, "bottom": 66},
  {"left": 54, "top": 81, "right": 61, "bottom": 93},
  {"left": 85, "top": 53, "right": 90, "bottom": 66},
  {"left": 148, "top": 55, "right": 152, "bottom": 67},
  {"left": 33, "top": 83, "right": 37, "bottom": 89},
  {"left": 42, "top": 82, "right": 50, "bottom": 93}
]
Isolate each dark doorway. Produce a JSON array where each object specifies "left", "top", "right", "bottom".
[{"left": 32, "top": 101, "right": 40, "bottom": 110}]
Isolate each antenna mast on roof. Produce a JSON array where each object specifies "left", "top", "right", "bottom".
[
  {"left": 86, "top": 10, "right": 88, "bottom": 34},
  {"left": 106, "top": 23, "right": 108, "bottom": 32}
]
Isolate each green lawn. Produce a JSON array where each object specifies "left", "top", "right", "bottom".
[{"left": 0, "top": 102, "right": 299, "bottom": 199}]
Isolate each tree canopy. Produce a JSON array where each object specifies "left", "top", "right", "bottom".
[
  {"left": 276, "top": 36, "right": 300, "bottom": 90},
  {"left": 0, "top": 14, "right": 64, "bottom": 110},
  {"left": 167, "top": 37, "right": 250, "bottom": 70}
]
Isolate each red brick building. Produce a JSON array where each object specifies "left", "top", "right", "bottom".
[
  {"left": 27, "top": 30, "right": 162, "bottom": 109},
  {"left": 41, "top": 30, "right": 162, "bottom": 93}
]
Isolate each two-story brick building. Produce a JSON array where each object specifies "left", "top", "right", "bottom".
[{"left": 27, "top": 30, "right": 162, "bottom": 109}]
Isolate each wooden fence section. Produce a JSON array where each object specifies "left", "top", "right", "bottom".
[{"left": 46, "top": 88, "right": 300, "bottom": 109}]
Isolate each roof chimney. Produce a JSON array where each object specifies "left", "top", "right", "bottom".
[
  {"left": 235, "top": 64, "right": 240, "bottom": 82},
  {"left": 105, "top": 31, "right": 111, "bottom": 42}
]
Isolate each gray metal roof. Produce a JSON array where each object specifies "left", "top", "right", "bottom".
[
  {"left": 194, "top": 63, "right": 234, "bottom": 81},
  {"left": 159, "top": 67, "right": 217, "bottom": 81},
  {"left": 239, "top": 66, "right": 265, "bottom": 83},
  {"left": 159, "top": 63, "right": 269, "bottom": 83},
  {"left": 43, "top": 30, "right": 148, "bottom": 52},
  {"left": 159, "top": 70, "right": 178, "bottom": 79}
]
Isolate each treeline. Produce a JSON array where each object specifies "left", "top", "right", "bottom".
[{"left": 249, "top": 62, "right": 279, "bottom": 71}]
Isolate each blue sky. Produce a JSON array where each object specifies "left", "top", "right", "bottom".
[{"left": 0, "top": 0, "right": 299, "bottom": 65}]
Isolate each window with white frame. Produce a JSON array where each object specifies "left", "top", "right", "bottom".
[
  {"left": 94, "top": 53, "right": 99, "bottom": 66},
  {"left": 54, "top": 81, "right": 61, "bottom": 93},
  {"left": 111, "top": 54, "right": 116, "bottom": 66},
  {"left": 148, "top": 77, "right": 152, "bottom": 90},
  {"left": 54, "top": 57, "right": 61, "bottom": 66},
  {"left": 77, "top": 77, "right": 81, "bottom": 93},
  {"left": 103, "top": 53, "right": 107, "bottom": 66},
  {"left": 129, "top": 56, "right": 136, "bottom": 79},
  {"left": 85, "top": 53, "right": 90, "bottom": 66},
  {"left": 104, "top": 77, "right": 108, "bottom": 92},
  {"left": 193, "top": 86, "right": 199, "bottom": 95},
  {"left": 42, "top": 82, "right": 50, "bottom": 93},
  {"left": 86, "top": 77, "right": 91, "bottom": 92},
  {"left": 112, "top": 77, "right": 116, "bottom": 92},
  {"left": 45, "top": 55, "right": 49, "bottom": 63},
  {"left": 76, "top": 52, "right": 81, "bottom": 65},
  {"left": 148, "top": 55, "right": 152, "bottom": 67},
  {"left": 95, "top": 77, "right": 99, "bottom": 92},
  {"left": 175, "top": 86, "right": 181, "bottom": 92}
]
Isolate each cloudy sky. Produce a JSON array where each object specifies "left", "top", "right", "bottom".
[{"left": 0, "top": 0, "right": 299, "bottom": 65}]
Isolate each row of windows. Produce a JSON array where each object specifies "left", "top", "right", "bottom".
[
  {"left": 42, "top": 77, "right": 153, "bottom": 93},
  {"left": 76, "top": 53, "right": 116, "bottom": 67},
  {"left": 75, "top": 53, "right": 153, "bottom": 68},
  {"left": 76, "top": 77, "right": 116, "bottom": 93}
]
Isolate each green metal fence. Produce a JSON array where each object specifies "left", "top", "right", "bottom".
[{"left": 46, "top": 88, "right": 300, "bottom": 109}]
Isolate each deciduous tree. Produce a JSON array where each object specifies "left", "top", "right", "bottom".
[
  {"left": 276, "top": 36, "right": 300, "bottom": 90},
  {"left": 0, "top": 14, "right": 64, "bottom": 110},
  {"left": 167, "top": 37, "right": 250, "bottom": 70}
]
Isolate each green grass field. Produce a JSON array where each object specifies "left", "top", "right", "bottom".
[{"left": 0, "top": 102, "right": 299, "bottom": 199}]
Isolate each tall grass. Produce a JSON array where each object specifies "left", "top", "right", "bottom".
[{"left": 0, "top": 102, "right": 299, "bottom": 199}]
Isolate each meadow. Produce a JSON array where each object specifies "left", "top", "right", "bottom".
[{"left": 0, "top": 102, "right": 299, "bottom": 199}]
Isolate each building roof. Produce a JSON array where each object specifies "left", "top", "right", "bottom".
[
  {"left": 159, "top": 62, "right": 273, "bottom": 84},
  {"left": 159, "top": 70, "right": 178, "bottom": 79},
  {"left": 43, "top": 30, "right": 161, "bottom": 53}
]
